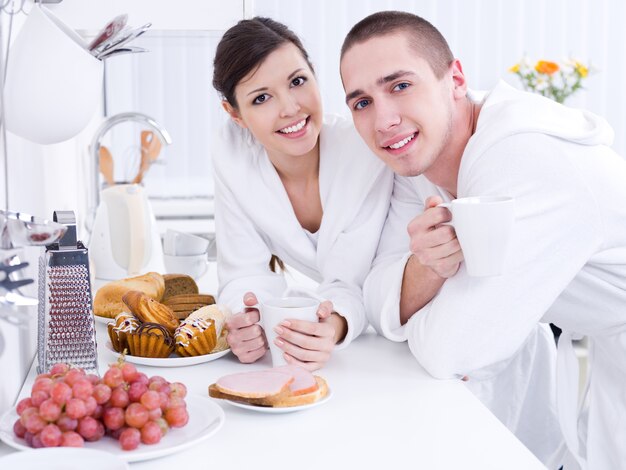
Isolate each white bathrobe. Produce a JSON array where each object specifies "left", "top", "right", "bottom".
[
  {"left": 364, "top": 81, "right": 626, "bottom": 469},
  {"left": 213, "top": 115, "right": 394, "bottom": 347}
]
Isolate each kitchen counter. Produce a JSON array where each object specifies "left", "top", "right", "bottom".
[{"left": 0, "top": 321, "right": 547, "bottom": 469}]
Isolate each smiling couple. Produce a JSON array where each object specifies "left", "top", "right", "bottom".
[{"left": 210, "top": 11, "right": 626, "bottom": 470}]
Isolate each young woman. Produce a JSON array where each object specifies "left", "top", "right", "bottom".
[{"left": 212, "top": 17, "right": 393, "bottom": 370}]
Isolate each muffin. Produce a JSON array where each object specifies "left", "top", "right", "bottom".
[
  {"left": 127, "top": 323, "right": 174, "bottom": 358},
  {"left": 174, "top": 304, "right": 230, "bottom": 357},
  {"left": 107, "top": 312, "right": 140, "bottom": 353}
]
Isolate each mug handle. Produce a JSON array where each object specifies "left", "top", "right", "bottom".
[{"left": 436, "top": 202, "right": 454, "bottom": 227}]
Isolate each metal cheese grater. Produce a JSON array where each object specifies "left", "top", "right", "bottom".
[{"left": 37, "top": 211, "right": 98, "bottom": 374}]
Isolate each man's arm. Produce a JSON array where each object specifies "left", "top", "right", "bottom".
[
  {"left": 400, "top": 195, "right": 464, "bottom": 324},
  {"left": 399, "top": 255, "right": 446, "bottom": 324},
  {"left": 364, "top": 175, "right": 458, "bottom": 338}
]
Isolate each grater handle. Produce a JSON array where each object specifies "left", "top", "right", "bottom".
[{"left": 53, "top": 211, "right": 78, "bottom": 249}]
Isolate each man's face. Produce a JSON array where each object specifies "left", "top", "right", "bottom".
[{"left": 341, "top": 33, "right": 455, "bottom": 177}]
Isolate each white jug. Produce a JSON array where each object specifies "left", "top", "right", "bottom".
[{"left": 89, "top": 184, "right": 165, "bottom": 280}]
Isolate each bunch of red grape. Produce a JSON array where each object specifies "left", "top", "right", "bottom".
[{"left": 12, "top": 361, "right": 189, "bottom": 450}]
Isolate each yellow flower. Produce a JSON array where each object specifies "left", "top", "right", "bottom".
[
  {"left": 508, "top": 56, "right": 593, "bottom": 104},
  {"left": 535, "top": 60, "right": 560, "bottom": 75},
  {"left": 509, "top": 63, "right": 520, "bottom": 73},
  {"left": 575, "top": 61, "right": 589, "bottom": 78}
]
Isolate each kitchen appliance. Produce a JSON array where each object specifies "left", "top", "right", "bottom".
[
  {"left": 38, "top": 211, "right": 98, "bottom": 374},
  {"left": 0, "top": 210, "right": 67, "bottom": 414},
  {"left": 89, "top": 183, "right": 165, "bottom": 280}
]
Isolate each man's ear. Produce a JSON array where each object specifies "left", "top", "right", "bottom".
[
  {"left": 450, "top": 59, "right": 468, "bottom": 99},
  {"left": 222, "top": 100, "right": 247, "bottom": 129}
]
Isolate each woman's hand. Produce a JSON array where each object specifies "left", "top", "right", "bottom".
[
  {"left": 225, "top": 292, "right": 267, "bottom": 363},
  {"left": 273, "top": 300, "right": 347, "bottom": 371}
]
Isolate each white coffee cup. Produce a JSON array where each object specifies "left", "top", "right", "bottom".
[
  {"left": 438, "top": 196, "right": 515, "bottom": 277},
  {"left": 163, "top": 229, "right": 210, "bottom": 256},
  {"left": 163, "top": 253, "right": 209, "bottom": 279},
  {"left": 258, "top": 297, "right": 319, "bottom": 367}
]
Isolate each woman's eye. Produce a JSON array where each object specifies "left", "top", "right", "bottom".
[
  {"left": 354, "top": 99, "right": 370, "bottom": 111},
  {"left": 252, "top": 94, "right": 270, "bottom": 105},
  {"left": 393, "top": 82, "right": 410, "bottom": 92},
  {"left": 291, "top": 76, "right": 307, "bottom": 87}
]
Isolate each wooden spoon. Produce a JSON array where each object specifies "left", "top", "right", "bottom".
[
  {"left": 132, "top": 130, "right": 162, "bottom": 184},
  {"left": 99, "top": 145, "right": 115, "bottom": 187}
]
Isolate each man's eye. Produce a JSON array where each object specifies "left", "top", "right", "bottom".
[
  {"left": 393, "top": 82, "right": 410, "bottom": 92},
  {"left": 291, "top": 76, "right": 307, "bottom": 87},
  {"left": 253, "top": 94, "right": 270, "bottom": 105},
  {"left": 354, "top": 99, "right": 370, "bottom": 110}
]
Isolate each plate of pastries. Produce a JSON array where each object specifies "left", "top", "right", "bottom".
[{"left": 93, "top": 272, "right": 232, "bottom": 367}]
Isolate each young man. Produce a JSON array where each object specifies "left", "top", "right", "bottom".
[{"left": 340, "top": 11, "right": 626, "bottom": 470}]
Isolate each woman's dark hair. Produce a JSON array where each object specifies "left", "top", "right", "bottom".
[
  {"left": 269, "top": 254, "right": 285, "bottom": 273},
  {"left": 213, "top": 17, "right": 314, "bottom": 108}
]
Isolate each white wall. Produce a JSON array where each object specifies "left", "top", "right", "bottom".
[
  {"left": 2, "top": 0, "right": 625, "bottom": 220},
  {"left": 251, "top": 0, "right": 626, "bottom": 156}
]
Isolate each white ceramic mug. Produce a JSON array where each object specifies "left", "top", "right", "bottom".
[
  {"left": 438, "top": 196, "right": 515, "bottom": 277},
  {"left": 163, "top": 229, "right": 210, "bottom": 256},
  {"left": 258, "top": 297, "right": 319, "bottom": 367},
  {"left": 163, "top": 253, "right": 209, "bottom": 280}
]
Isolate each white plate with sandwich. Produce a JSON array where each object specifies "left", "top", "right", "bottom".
[
  {"left": 225, "top": 388, "right": 332, "bottom": 413},
  {"left": 209, "top": 365, "right": 331, "bottom": 413}
]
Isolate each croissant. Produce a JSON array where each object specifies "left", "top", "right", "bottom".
[{"left": 122, "top": 290, "right": 179, "bottom": 335}]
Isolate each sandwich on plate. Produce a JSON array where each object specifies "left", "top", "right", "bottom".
[{"left": 209, "top": 365, "right": 329, "bottom": 407}]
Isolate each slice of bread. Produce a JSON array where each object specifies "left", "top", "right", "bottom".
[
  {"left": 162, "top": 274, "right": 199, "bottom": 300},
  {"left": 163, "top": 294, "right": 216, "bottom": 320},
  {"left": 273, "top": 376, "right": 328, "bottom": 407}
]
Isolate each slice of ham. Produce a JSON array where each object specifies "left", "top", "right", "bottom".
[
  {"left": 274, "top": 365, "right": 319, "bottom": 396},
  {"left": 215, "top": 370, "right": 293, "bottom": 399}
]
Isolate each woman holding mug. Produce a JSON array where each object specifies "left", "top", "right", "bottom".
[{"left": 212, "top": 17, "right": 393, "bottom": 370}]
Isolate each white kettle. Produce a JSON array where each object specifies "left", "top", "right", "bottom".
[{"left": 89, "top": 184, "right": 165, "bottom": 280}]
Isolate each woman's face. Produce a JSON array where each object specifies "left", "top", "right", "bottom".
[{"left": 228, "top": 43, "right": 323, "bottom": 162}]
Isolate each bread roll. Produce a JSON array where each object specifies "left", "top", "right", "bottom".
[
  {"left": 93, "top": 272, "right": 165, "bottom": 319},
  {"left": 122, "top": 290, "right": 179, "bottom": 335}
]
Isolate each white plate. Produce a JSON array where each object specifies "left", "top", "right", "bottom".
[
  {"left": 0, "top": 394, "right": 225, "bottom": 463},
  {"left": 224, "top": 389, "right": 332, "bottom": 414},
  {"left": 104, "top": 342, "right": 231, "bottom": 367},
  {"left": 0, "top": 447, "right": 129, "bottom": 469},
  {"left": 93, "top": 314, "right": 114, "bottom": 325}
]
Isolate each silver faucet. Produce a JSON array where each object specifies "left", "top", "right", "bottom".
[{"left": 89, "top": 112, "right": 172, "bottom": 211}]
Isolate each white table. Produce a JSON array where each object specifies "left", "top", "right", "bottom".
[{"left": 0, "top": 322, "right": 546, "bottom": 470}]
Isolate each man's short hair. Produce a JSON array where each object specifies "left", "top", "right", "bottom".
[{"left": 341, "top": 11, "right": 454, "bottom": 79}]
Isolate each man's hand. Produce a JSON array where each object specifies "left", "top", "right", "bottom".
[
  {"left": 225, "top": 292, "right": 268, "bottom": 363},
  {"left": 407, "top": 195, "right": 464, "bottom": 278}
]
